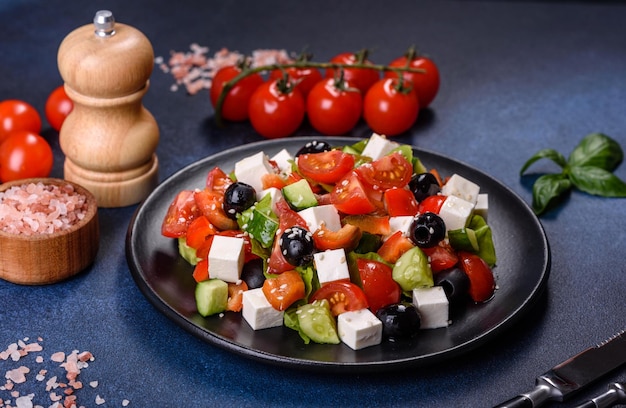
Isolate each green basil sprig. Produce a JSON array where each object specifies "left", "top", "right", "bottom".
[{"left": 520, "top": 133, "right": 626, "bottom": 215}]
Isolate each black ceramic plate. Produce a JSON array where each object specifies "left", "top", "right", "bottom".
[{"left": 126, "top": 136, "right": 550, "bottom": 373}]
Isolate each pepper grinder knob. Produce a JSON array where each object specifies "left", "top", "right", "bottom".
[{"left": 57, "top": 10, "right": 159, "bottom": 208}]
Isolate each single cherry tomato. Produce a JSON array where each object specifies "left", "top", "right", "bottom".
[
  {"left": 330, "top": 170, "right": 378, "bottom": 215},
  {"left": 325, "top": 50, "right": 380, "bottom": 95},
  {"left": 45, "top": 85, "right": 73, "bottom": 131},
  {"left": 306, "top": 76, "right": 362, "bottom": 135},
  {"left": 0, "top": 100, "right": 42, "bottom": 144},
  {"left": 269, "top": 59, "right": 322, "bottom": 99},
  {"left": 357, "top": 152, "right": 413, "bottom": 190},
  {"left": 0, "top": 131, "right": 53, "bottom": 183},
  {"left": 356, "top": 258, "right": 402, "bottom": 313},
  {"left": 248, "top": 77, "right": 305, "bottom": 139},
  {"left": 417, "top": 194, "right": 447, "bottom": 214},
  {"left": 161, "top": 190, "right": 201, "bottom": 238},
  {"left": 458, "top": 251, "right": 496, "bottom": 303},
  {"left": 383, "top": 188, "right": 419, "bottom": 216},
  {"left": 309, "top": 281, "right": 369, "bottom": 316},
  {"left": 297, "top": 150, "right": 355, "bottom": 185},
  {"left": 363, "top": 77, "right": 419, "bottom": 137},
  {"left": 262, "top": 270, "right": 306, "bottom": 311},
  {"left": 210, "top": 63, "right": 264, "bottom": 122},
  {"left": 384, "top": 48, "right": 440, "bottom": 108}
]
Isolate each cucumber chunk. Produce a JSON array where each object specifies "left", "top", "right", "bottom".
[
  {"left": 195, "top": 279, "right": 228, "bottom": 317},
  {"left": 296, "top": 300, "right": 340, "bottom": 344},
  {"left": 392, "top": 246, "right": 433, "bottom": 292},
  {"left": 282, "top": 179, "right": 318, "bottom": 210}
]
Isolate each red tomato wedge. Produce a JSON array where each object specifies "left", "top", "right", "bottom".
[
  {"left": 161, "top": 190, "right": 201, "bottom": 238},
  {"left": 192, "top": 258, "right": 209, "bottom": 283},
  {"left": 262, "top": 270, "right": 306, "bottom": 311},
  {"left": 185, "top": 215, "right": 218, "bottom": 250},
  {"left": 194, "top": 189, "right": 239, "bottom": 231},
  {"left": 417, "top": 194, "right": 447, "bottom": 214},
  {"left": 377, "top": 231, "right": 415, "bottom": 264},
  {"left": 458, "top": 251, "right": 496, "bottom": 303},
  {"left": 357, "top": 152, "right": 413, "bottom": 190},
  {"left": 356, "top": 258, "right": 402, "bottom": 313},
  {"left": 330, "top": 171, "right": 378, "bottom": 215},
  {"left": 422, "top": 241, "right": 459, "bottom": 273},
  {"left": 384, "top": 188, "right": 419, "bottom": 216},
  {"left": 297, "top": 150, "right": 355, "bottom": 185},
  {"left": 205, "top": 166, "right": 233, "bottom": 193},
  {"left": 309, "top": 281, "right": 369, "bottom": 316}
]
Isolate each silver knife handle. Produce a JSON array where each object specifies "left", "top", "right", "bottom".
[
  {"left": 572, "top": 383, "right": 626, "bottom": 408},
  {"left": 493, "top": 395, "right": 533, "bottom": 408},
  {"left": 493, "top": 383, "right": 554, "bottom": 408}
]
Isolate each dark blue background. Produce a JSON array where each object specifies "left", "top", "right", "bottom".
[{"left": 1, "top": 1, "right": 625, "bottom": 407}]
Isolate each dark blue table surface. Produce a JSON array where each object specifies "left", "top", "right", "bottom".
[{"left": 1, "top": 1, "right": 625, "bottom": 407}]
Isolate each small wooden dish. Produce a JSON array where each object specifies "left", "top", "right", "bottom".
[{"left": 0, "top": 178, "right": 99, "bottom": 285}]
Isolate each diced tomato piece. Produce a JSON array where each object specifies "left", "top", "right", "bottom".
[
  {"left": 417, "top": 194, "right": 447, "bottom": 214},
  {"left": 330, "top": 171, "right": 378, "bottom": 215},
  {"left": 205, "top": 166, "right": 233, "bottom": 193},
  {"left": 192, "top": 258, "right": 209, "bottom": 283},
  {"left": 161, "top": 190, "right": 201, "bottom": 238},
  {"left": 458, "top": 251, "right": 496, "bottom": 303},
  {"left": 297, "top": 150, "right": 355, "bottom": 185},
  {"left": 309, "top": 281, "right": 369, "bottom": 316},
  {"left": 422, "top": 241, "right": 459, "bottom": 273},
  {"left": 194, "top": 189, "right": 239, "bottom": 231},
  {"left": 185, "top": 215, "right": 218, "bottom": 250},
  {"left": 266, "top": 237, "right": 295, "bottom": 275},
  {"left": 384, "top": 188, "right": 419, "bottom": 216},
  {"left": 342, "top": 215, "right": 390, "bottom": 236},
  {"left": 226, "top": 281, "right": 249, "bottom": 312},
  {"left": 377, "top": 231, "right": 415, "bottom": 264},
  {"left": 275, "top": 198, "right": 308, "bottom": 231},
  {"left": 357, "top": 152, "right": 413, "bottom": 190},
  {"left": 356, "top": 258, "right": 402, "bottom": 313},
  {"left": 262, "top": 270, "right": 306, "bottom": 311},
  {"left": 312, "top": 223, "right": 362, "bottom": 252}
]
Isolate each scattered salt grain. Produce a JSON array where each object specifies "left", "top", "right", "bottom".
[{"left": 95, "top": 395, "right": 105, "bottom": 405}]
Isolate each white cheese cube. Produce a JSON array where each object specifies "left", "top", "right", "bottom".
[
  {"left": 361, "top": 133, "right": 400, "bottom": 161},
  {"left": 313, "top": 249, "right": 350, "bottom": 284},
  {"left": 474, "top": 193, "right": 489, "bottom": 222},
  {"left": 412, "top": 286, "right": 449, "bottom": 329},
  {"left": 438, "top": 195, "right": 475, "bottom": 232},
  {"left": 242, "top": 288, "right": 284, "bottom": 330},
  {"left": 337, "top": 308, "right": 383, "bottom": 350},
  {"left": 257, "top": 187, "right": 282, "bottom": 213},
  {"left": 441, "top": 174, "right": 480, "bottom": 205},
  {"left": 208, "top": 235, "right": 245, "bottom": 283},
  {"left": 234, "top": 151, "right": 275, "bottom": 193},
  {"left": 387, "top": 216, "right": 415, "bottom": 239},
  {"left": 270, "top": 148, "right": 293, "bottom": 174},
  {"left": 298, "top": 204, "right": 342, "bottom": 232}
]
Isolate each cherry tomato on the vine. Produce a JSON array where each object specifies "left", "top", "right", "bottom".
[
  {"left": 248, "top": 77, "right": 305, "bottom": 139},
  {"left": 306, "top": 76, "right": 363, "bottom": 135},
  {"left": 45, "top": 85, "right": 73, "bottom": 131},
  {"left": 384, "top": 50, "right": 440, "bottom": 108},
  {"left": 210, "top": 64, "right": 264, "bottom": 122},
  {"left": 269, "top": 66, "right": 322, "bottom": 99},
  {"left": 0, "top": 130, "right": 53, "bottom": 182},
  {"left": 0, "top": 100, "right": 42, "bottom": 144},
  {"left": 325, "top": 50, "right": 380, "bottom": 95},
  {"left": 363, "top": 77, "right": 419, "bottom": 137}
]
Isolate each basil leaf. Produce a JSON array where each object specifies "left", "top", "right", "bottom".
[
  {"left": 568, "top": 165, "right": 626, "bottom": 197},
  {"left": 520, "top": 148, "right": 567, "bottom": 175},
  {"left": 531, "top": 173, "right": 572, "bottom": 215},
  {"left": 568, "top": 133, "right": 623, "bottom": 171}
]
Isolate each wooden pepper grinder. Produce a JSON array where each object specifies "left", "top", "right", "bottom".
[{"left": 57, "top": 10, "right": 159, "bottom": 208}]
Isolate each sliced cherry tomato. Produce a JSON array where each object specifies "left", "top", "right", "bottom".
[
  {"left": 45, "top": 85, "right": 73, "bottom": 131},
  {"left": 356, "top": 258, "right": 402, "bottom": 313},
  {"left": 306, "top": 76, "right": 362, "bottom": 135},
  {"left": 161, "top": 190, "right": 201, "bottom": 238},
  {"left": 384, "top": 188, "right": 419, "bottom": 216},
  {"left": 248, "top": 77, "right": 305, "bottom": 139},
  {"left": 458, "top": 251, "right": 496, "bottom": 303},
  {"left": 262, "top": 270, "right": 306, "bottom": 311},
  {"left": 417, "top": 194, "right": 447, "bottom": 214},
  {"left": 309, "top": 281, "right": 369, "bottom": 316},
  {"left": 384, "top": 49, "right": 440, "bottom": 108},
  {"left": 422, "top": 241, "right": 459, "bottom": 273},
  {"left": 342, "top": 215, "right": 390, "bottom": 236},
  {"left": 330, "top": 171, "right": 378, "bottom": 215},
  {"left": 0, "top": 100, "right": 42, "bottom": 143},
  {"left": 0, "top": 131, "right": 53, "bottom": 183},
  {"left": 363, "top": 77, "right": 419, "bottom": 137},
  {"left": 194, "top": 189, "right": 239, "bottom": 231},
  {"left": 269, "top": 64, "right": 322, "bottom": 99},
  {"left": 205, "top": 166, "right": 233, "bottom": 193},
  {"left": 192, "top": 258, "right": 209, "bottom": 283},
  {"left": 312, "top": 223, "right": 362, "bottom": 253},
  {"left": 377, "top": 231, "right": 415, "bottom": 264},
  {"left": 185, "top": 216, "right": 218, "bottom": 250},
  {"left": 357, "top": 152, "right": 413, "bottom": 190},
  {"left": 297, "top": 150, "right": 355, "bottom": 185},
  {"left": 210, "top": 63, "right": 264, "bottom": 122},
  {"left": 325, "top": 50, "right": 380, "bottom": 95},
  {"left": 226, "top": 281, "right": 249, "bottom": 312}
]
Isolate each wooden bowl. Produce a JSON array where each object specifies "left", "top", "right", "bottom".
[{"left": 0, "top": 178, "right": 99, "bottom": 285}]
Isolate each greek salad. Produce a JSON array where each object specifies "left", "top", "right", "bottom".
[{"left": 160, "top": 133, "right": 497, "bottom": 350}]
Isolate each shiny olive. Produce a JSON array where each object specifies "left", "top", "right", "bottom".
[
  {"left": 434, "top": 267, "right": 470, "bottom": 306},
  {"left": 279, "top": 226, "right": 315, "bottom": 266},
  {"left": 409, "top": 212, "right": 446, "bottom": 248},
  {"left": 409, "top": 172, "right": 441, "bottom": 202},
  {"left": 241, "top": 258, "right": 266, "bottom": 289},
  {"left": 223, "top": 182, "right": 256, "bottom": 220},
  {"left": 295, "top": 140, "right": 332, "bottom": 157},
  {"left": 375, "top": 303, "right": 421, "bottom": 340}
]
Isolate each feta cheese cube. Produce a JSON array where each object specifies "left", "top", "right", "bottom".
[
  {"left": 257, "top": 187, "right": 282, "bottom": 213},
  {"left": 438, "top": 195, "right": 475, "bottom": 232},
  {"left": 313, "top": 249, "right": 350, "bottom": 284},
  {"left": 474, "top": 193, "right": 489, "bottom": 222},
  {"left": 361, "top": 133, "right": 400, "bottom": 161},
  {"left": 298, "top": 204, "right": 342, "bottom": 232},
  {"left": 337, "top": 308, "right": 383, "bottom": 350},
  {"left": 412, "top": 286, "right": 449, "bottom": 329},
  {"left": 441, "top": 174, "right": 480, "bottom": 205},
  {"left": 242, "top": 288, "right": 284, "bottom": 330},
  {"left": 270, "top": 148, "right": 293, "bottom": 174},
  {"left": 208, "top": 235, "right": 245, "bottom": 283},
  {"left": 387, "top": 216, "right": 415, "bottom": 239},
  {"left": 234, "top": 151, "right": 275, "bottom": 193}
]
